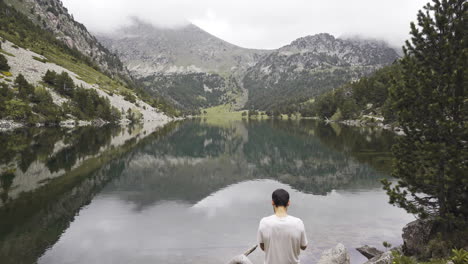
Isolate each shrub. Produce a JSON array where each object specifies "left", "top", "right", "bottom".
[
  {"left": 5, "top": 99, "right": 31, "bottom": 120},
  {"left": 122, "top": 91, "right": 136, "bottom": 103},
  {"left": 450, "top": 249, "right": 468, "bottom": 264},
  {"left": 391, "top": 251, "right": 417, "bottom": 264},
  {"left": 126, "top": 108, "right": 142, "bottom": 124}
]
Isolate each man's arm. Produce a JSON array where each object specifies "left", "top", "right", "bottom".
[
  {"left": 257, "top": 220, "right": 264, "bottom": 251},
  {"left": 300, "top": 220, "right": 308, "bottom": 250}
]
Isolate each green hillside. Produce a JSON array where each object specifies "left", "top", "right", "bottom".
[{"left": 0, "top": 0, "right": 178, "bottom": 123}]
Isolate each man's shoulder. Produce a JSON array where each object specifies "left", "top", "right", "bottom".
[
  {"left": 287, "top": 215, "right": 305, "bottom": 226},
  {"left": 260, "top": 215, "right": 276, "bottom": 223},
  {"left": 260, "top": 215, "right": 304, "bottom": 224}
]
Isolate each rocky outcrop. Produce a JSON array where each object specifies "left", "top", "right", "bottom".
[
  {"left": 363, "top": 251, "right": 393, "bottom": 264},
  {"left": 317, "top": 243, "right": 350, "bottom": 264},
  {"left": 243, "top": 34, "right": 400, "bottom": 110},
  {"left": 357, "top": 245, "right": 384, "bottom": 260},
  {"left": 402, "top": 219, "right": 435, "bottom": 257},
  {"left": 5, "top": 0, "right": 129, "bottom": 78}
]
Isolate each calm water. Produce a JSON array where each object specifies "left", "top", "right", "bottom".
[{"left": 0, "top": 120, "right": 413, "bottom": 264}]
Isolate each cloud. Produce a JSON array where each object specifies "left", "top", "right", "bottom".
[{"left": 62, "top": 0, "right": 429, "bottom": 49}]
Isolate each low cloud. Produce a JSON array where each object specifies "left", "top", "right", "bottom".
[{"left": 62, "top": 0, "right": 429, "bottom": 49}]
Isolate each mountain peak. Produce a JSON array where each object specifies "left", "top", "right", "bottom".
[{"left": 288, "top": 33, "right": 336, "bottom": 48}]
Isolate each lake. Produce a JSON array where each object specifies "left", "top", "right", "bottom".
[{"left": 0, "top": 120, "right": 414, "bottom": 264}]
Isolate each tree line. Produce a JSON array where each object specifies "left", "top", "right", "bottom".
[{"left": 0, "top": 70, "right": 121, "bottom": 124}]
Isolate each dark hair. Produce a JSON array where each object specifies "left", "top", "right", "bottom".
[{"left": 272, "top": 189, "right": 289, "bottom": 207}]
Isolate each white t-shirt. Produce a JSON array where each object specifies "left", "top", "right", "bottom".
[{"left": 257, "top": 215, "right": 308, "bottom": 264}]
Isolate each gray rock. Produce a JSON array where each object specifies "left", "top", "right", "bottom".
[
  {"left": 317, "top": 243, "right": 350, "bottom": 264},
  {"left": 364, "top": 251, "right": 393, "bottom": 264},
  {"left": 226, "top": 245, "right": 257, "bottom": 264},
  {"left": 226, "top": 255, "right": 253, "bottom": 264},
  {"left": 357, "top": 245, "right": 384, "bottom": 259},
  {"left": 402, "top": 219, "right": 434, "bottom": 256}
]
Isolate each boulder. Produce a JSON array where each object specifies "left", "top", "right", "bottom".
[
  {"left": 226, "top": 255, "right": 253, "bottom": 264},
  {"left": 402, "top": 219, "right": 434, "bottom": 256},
  {"left": 363, "top": 251, "right": 393, "bottom": 264},
  {"left": 317, "top": 243, "right": 350, "bottom": 264},
  {"left": 226, "top": 245, "right": 257, "bottom": 264},
  {"left": 357, "top": 245, "right": 384, "bottom": 259}
]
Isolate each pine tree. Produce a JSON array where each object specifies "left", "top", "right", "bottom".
[
  {"left": 42, "top": 70, "right": 57, "bottom": 86},
  {"left": 382, "top": 0, "right": 467, "bottom": 232},
  {"left": 0, "top": 53, "right": 9, "bottom": 71},
  {"left": 14, "top": 74, "right": 34, "bottom": 100},
  {"left": 55, "top": 71, "right": 75, "bottom": 97}
]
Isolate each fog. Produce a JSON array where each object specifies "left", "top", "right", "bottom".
[{"left": 62, "top": 0, "right": 429, "bottom": 49}]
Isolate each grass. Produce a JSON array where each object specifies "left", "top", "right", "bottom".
[
  {"left": 32, "top": 56, "right": 48, "bottom": 63},
  {"left": 200, "top": 104, "right": 308, "bottom": 127},
  {"left": 201, "top": 104, "right": 245, "bottom": 126},
  {"left": 0, "top": 49, "right": 15, "bottom": 57}
]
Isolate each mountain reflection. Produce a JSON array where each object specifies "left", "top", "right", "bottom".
[{"left": 103, "top": 120, "right": 395, "bottom": 207}]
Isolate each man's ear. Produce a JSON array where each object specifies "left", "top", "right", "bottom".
[
  {"left": 287, "top": 201, "right": 290, "bottom": 207},
  {"left": 272, "top": 200, "right": 275, "bottom": 206}
]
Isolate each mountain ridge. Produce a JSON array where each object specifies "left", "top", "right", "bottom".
[{"left": 97, "top": 19, "right": 269, "bottom": 77}]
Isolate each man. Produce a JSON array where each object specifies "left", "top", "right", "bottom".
[{"left": 257, "top": 189, "right": 308, "bottom": 264}]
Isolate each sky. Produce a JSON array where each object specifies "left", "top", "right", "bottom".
[{"left": 61, "top": 0, "right": 429, "bottom": 50}]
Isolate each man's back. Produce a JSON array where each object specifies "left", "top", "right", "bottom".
[{"left": 257, "top": 215, "right": 308, "bottom": 264}]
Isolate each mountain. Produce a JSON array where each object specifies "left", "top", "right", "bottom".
[
  {"left": 99, "top": 22, "right": 399, "bottom": 111},
  {"left": 3, "top": 0, "right": 130, "bottom": 79},
  {"left": 243, "top": 33, "right": 400, "bottom": 110},
  {"left": 98, "top": 19, "right": 267, "bottom": 76},
  {"left": 97, "top": 20, "right": 269, "bottom": 110}
]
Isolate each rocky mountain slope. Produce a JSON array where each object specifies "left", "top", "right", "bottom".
[
  {"left": 243, "top": 33, "right": 400, "bottom": 110},
  {"left": 97, "top": 19, "right": 269, "bottom": 110},
  {"left": 4, "top": 0, "right": 130, "bottom": 79}
]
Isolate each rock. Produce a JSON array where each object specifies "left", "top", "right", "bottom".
[
  {"left": 226, "top": 255, "right": 253, "bottom": 264},
  {"left": 364, "top": 251, "right": 393, "bottom": 264},
  {"left": 357, "top": 245, "right": 384, "bottom": 259},
  {"left": 402, "top": 219, "right": 434, "bottom": 256},
  {"left": 317, "top": 243, "right": 350, "bottom": 264},
  {"left": 59, "top": 119, "right": 76, "bottom": 128},
  {"left": 0, "top": 120, "right": 24, "bottom": 131},
  {"left": 226, "top": 245, "right": 257, "bottom": 264},
  {"left": 0, "top": 120, "right": 11, "bottom": 129},
  {"left": 92, "top": 119, "right": 108, "bottom": 127}
]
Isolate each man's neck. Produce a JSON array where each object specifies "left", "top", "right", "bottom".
[{"left": 274, "top": 206, "right": 288, "bottom": 217}]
